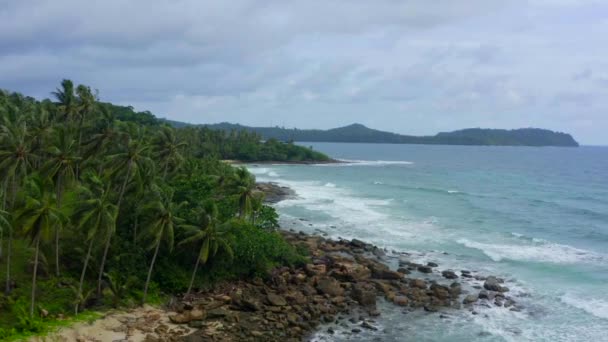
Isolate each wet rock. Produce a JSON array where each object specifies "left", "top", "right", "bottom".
[
  {"left": 333, "top": 261, "right": 372, "bottom": 281},
  {"left": 441, "top": 270, "right": 458, "bottom": 279},
  {"left": 397, "top": 267, "right": 411, "bottom": 274},
  {"left": 361, "top": 321, "right": 378, "bottom": 331},
  {"left": 393, "top": 296, "right": 409, "bottom": 306},
  {"left": 351, "top": 284, "right": 377, "bottom": 307},
  {"left": 463, "top": 295, "right": 478, "bottom": 305},
  {"left": 417, "top": 266, "right": 433, "bottom": 273},
  {"left": 484, "top": 276, "right": 509, "bottom": 292},
  {"left": 410, "top": 279, "right": 427, "bottom": 289},
  {"left": 424, "top": 305, "right": 439, "bottom": 312},
  {"left": 427, "top": 262, "right": 439, "bottom": 267},
  {"left": 350, "top": 239, "right": 367, "bottom": 248}
]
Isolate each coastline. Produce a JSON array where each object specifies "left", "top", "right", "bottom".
[{"left": 39, "top": 182, "right": 521, "bottom": 342}]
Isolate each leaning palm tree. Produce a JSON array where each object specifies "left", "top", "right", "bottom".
[
  {"left": 139, "top": 186, "right": 183, "bottom": 304},
  {"left": 71, "top": 172, "right": 117, "bottom": 314},
  {"left": 152, "top": 126, "right": 187, "bottom": 179},
  {"left": 41, "top": 127, "right": 79, "bottom": 276},
  {"left": 15, "top": 176, "right": 64, "bottom": 316},
  {"left": 179, "top": 202, "right": 233, "bottom": 296}
]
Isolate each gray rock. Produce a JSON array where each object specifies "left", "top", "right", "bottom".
[{"left": 463, "top": 294, "right": 478, "bottom": 304}]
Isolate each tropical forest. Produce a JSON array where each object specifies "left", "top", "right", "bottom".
[{"left": 0, "top": 80, "right": 329, "bottom": 339}]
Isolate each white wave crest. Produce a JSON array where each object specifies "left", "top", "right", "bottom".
[
  {"left": 324, "top": 182, "right": 336, "bottom": 188},
  {"left": 561, "top": 294, "right": 608, "bottom": 320},
  {"left": 457, "top": 238, "right": 606, "bottom": 265}
]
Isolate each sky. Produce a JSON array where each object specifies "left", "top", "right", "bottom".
[{"left": 1, "top": 0, "right": 607, "bottom": 144}]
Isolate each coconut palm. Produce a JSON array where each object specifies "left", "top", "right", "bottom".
[
  {"left": 233, "top": 167, "right": 255, "bottom": 219},
  {"left": 139, "top": 186, "right": 183, "bottom": 304},
  {"left": 0, "top": 209, "right": 9, "bottom": 259},
  {"left": 179, "top": 202, "right": 233, "bottom": 296},
  {"left": 52, "top": 79, "right": 78, "bottom": 123},
  {"left": 15, "top": 176, "right": 65, "bottom": 316},
  {"left": 0, "top": 118, "right": 37, "bottom": 294},
  {"left": 71, "top": 172, "right": 117, "bottom": 314},
  {"left": 42, "top": 127, "right": 79, "bottom": 276},
  {"left": 96, "top": 136, "right": 151, "bottom": 295},
  {"left": 152, "top": 126, "right": 187, "bottom": 179}
]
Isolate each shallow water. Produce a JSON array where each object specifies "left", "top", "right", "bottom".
[{"left": 249, "top": 143, "right": 608, "bottom": 342}]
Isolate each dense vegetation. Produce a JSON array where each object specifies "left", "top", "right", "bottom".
[
  {"left": 192, "top": 122, "right": 579, "bottom": 147},
  {"left": 0, "top": 81, "right": 317, "bottom": 339}
]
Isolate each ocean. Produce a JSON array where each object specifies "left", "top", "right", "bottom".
[{"left": 248, "top": 143, "right": 608, "bottom": 342}]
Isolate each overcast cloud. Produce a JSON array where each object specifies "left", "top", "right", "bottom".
[{"left": 1, "top": 0, "right": 607, "bottom": 144}]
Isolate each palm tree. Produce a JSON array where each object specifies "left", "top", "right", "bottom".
[
  {"left": 75, "top": 85, "right": 97, "bottom": 179},
  {"left": 153, "top": 126, "right": 187, "bottom": 179},
  {"left": 0, "top": 208, "right": 9, "bottom": 259},
  {"left": 15, "top": 176, "right": 64, "bottom": 316},
  {"left": 72, "top": 172, "right": 117, "bottom": 314},
  {"left": 179, "top": 202, "right": 233, "bottom": 296},
  {"left": 82, "top": 106, "right": 118, "bottom": 170},
  {"left": 139, "top": 186, "right": 182, "bottom": 304},
  {"left": 233, "top": 167, "right": 255, "bottom": 219},
  {"left": 96, "top": 136, "right": 151, "bottom": 295},
  {"left": 42, "top": 127, "right": 79, "bottom": 276},
  {"left": 0, "top": 118, "right": 36, "bottom": 294},
  {"left": 52, "top": 79, "right": 78, "bottom": 123}
]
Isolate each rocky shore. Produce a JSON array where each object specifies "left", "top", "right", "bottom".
[{"left": 44, "top": 182, "right": 521, "bottom": 342}]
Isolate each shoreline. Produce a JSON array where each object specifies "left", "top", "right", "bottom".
[
  {"left": 40, "top": 183, "right": 521, "bottom": 342},
  {"left": 223, "top": 159, "right": 343, "bottom": 165}
]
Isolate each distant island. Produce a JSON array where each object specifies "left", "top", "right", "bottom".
[{"left": 166, "top": 121, "right": 579, "bottom": 147}]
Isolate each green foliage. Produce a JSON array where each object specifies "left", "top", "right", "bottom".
[{"left": 0, "top": 81, "right": 314, "bottom": 336}]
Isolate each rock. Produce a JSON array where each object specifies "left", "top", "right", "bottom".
[
  {"left": 240, "top": 298, "right": 261, "bottom": 311},
  {"left": 417, "top": 266, "right": 433, "bottom": 273},
  {"left": 352, "top": 328, "right": 362, "bottom": 333},
  {"left": 424, "top": 305, "right": 439, "bottom": 312},
  {"left": 207, "top": 308, "right": 231, "bottom": 319},
  {"left": 410, "top": 279, "right": 427, "bottom": 289},
  {"left": 361, "top": 321, "right": 378, "bottom": 331},
  {"left": 441, "top": 270, "right": 458, "bottom": 279},
  {"left": 484, "top": 276, "right": 509, "bottom": 292},
  {"left": 305, "top": 263, "right": 327, "bottom": 276},
  {"left": 333, "top": 261, "right": 372, "bottom": 281},
  {"left": 351, "top": 284, "right": 377, "bottom": 307},
  {"left": 392, "top": 296, "right": 409, "bottom": 306},
  {"left": 267, "top": 293, "right": 287, "bottom": 306},
  {"left": 188, "top": 320, "right": 205, "bottom": 328},
  {"left": 463, "top": 295, "right": 478, "bottom": 304},
  {"left": 397, "top": 267, "right": 411, "bottom": 274},
  {"left": 350, "top": 239, "right": 367, "bottom": 248},
  {"left": 169, "top": 313, "right": 191, "bottom": 324},
  {"left": 39, "top": 308, "right": 49, "bottom": 318},
  {"left": 316, "top": 277, "right": 345, "bottom": 296},
  {"left": 189, "top": 309, "right": 206, "bottom": 321},
  {"left": 427, "top": 262, "right": 439, "bottom": 267}
]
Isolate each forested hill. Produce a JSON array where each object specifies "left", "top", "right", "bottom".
[{"left": 189, "top": 122, "right": 579, "bottom": 147}]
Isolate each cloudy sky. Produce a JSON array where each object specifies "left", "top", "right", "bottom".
[{"left": 2, "top": 0, "right": 607, "bottom": 144}]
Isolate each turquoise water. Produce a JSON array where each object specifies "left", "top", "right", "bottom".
[{"left": 249, "top": 143, "right": 608, "bottom": 342}]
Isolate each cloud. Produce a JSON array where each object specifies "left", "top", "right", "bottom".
[{"left": 1, "top": 0, "right": 607, "bottom": 144}]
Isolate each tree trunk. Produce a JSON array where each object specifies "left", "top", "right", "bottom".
[
  {"left": 77, "top": 237, "right": 95, "bottom": 314},
  {"left": 133, "top": 214, "right": 138, "bottom": 244},
  {"left": 186, "top": 254, "right": 201, "bottom": 297},
  {"left": 142, "top": 241, "right": 161, "bottom": 304},
  {"left": 97, "top": 161, "right": 132, "bottom": 296},
  {"left": 55, "top": 175, "right": 62, "bottom": 277},
  {"left": 30, "top": 235, "right": 40, "bottom": 317},
  {"left": 96, "top": 231, "right": 112, "bottom": 297},
  {"left": 4, "top": 227, "right": 11, "bottom": 295}
]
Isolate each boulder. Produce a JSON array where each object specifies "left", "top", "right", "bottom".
[
  {"left": 267, "top": 293, "right": 287, "bottom": 306},
  {"left": 169, "top": 313, "right": 191, "bottom": 324},
  {"left": 441, "top": 270, "right": 458, "bottom": 279},
  {"left": 333, "top": 261, "right": 371, "bottom": 281},
  {"left": 189, "top": 309, "right": 206, "bottom": 321},
  {"left": 392, "top": 296, "right": 409, "bottom": 306},
  {"left": 427, "top": 262, "right": 439, "bottom": 267},
  {"left": 351, "top": 284, "right": 377, "bottom": 307},
  {"left": 463, "top": 295, "right": 478, "bottom": 305},
  {"left": 410, "top": 279, "right": 427, "bottom": 289},
  {"left": 316, "top": 278, "right": 345, "bottom": 296},
  {"left": 417, "top": 266, "right": 433, "bottom": 274},
  {"left": 305, "top": 264, "right": 327, "bottom": 276},
  {"left": 484, "top": 276, "right": 509, "bottom": 292}
]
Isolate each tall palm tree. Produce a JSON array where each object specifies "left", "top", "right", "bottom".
[
  {"left": 139, "top": 186, "right": 182, "bottom": 304},
  {"left": 96, "top": 137, "right": 151, "bottom": 295},
  {"left": 15, "top": 176, "right": 64, "bottom": 316},
  {"left": 179, "top": 202, "right": 233, "bottom": 296},
  {"left": 75, "top": 85, "right": 97, "bottom": 179},
  {"left": 42, "top": 127, "right": 79, "bottom": 276},
  {"left": 233, "top": 167, "right": 255, "bottom": 219},
  {"left": 0, "top": 118, "right": 36, "bottom": 294},
  {"left": 0, "top": 208, "right": 9, "bottom": 259},
  {"left": 82, "top": 106, "right": 118, "bottom": 170},
  {"left": 71, "top": 172, "right": 117, "bottom": 314},
  {"left": 153, "top": 126, "right": 187, "bottom": 179},
  {"left": 52, "top": 79, "right": 78, "bottom": 123}
]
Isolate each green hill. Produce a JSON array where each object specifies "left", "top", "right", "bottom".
[{"left": 177, "top": 122, "right": 579, "bottom": 147}]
